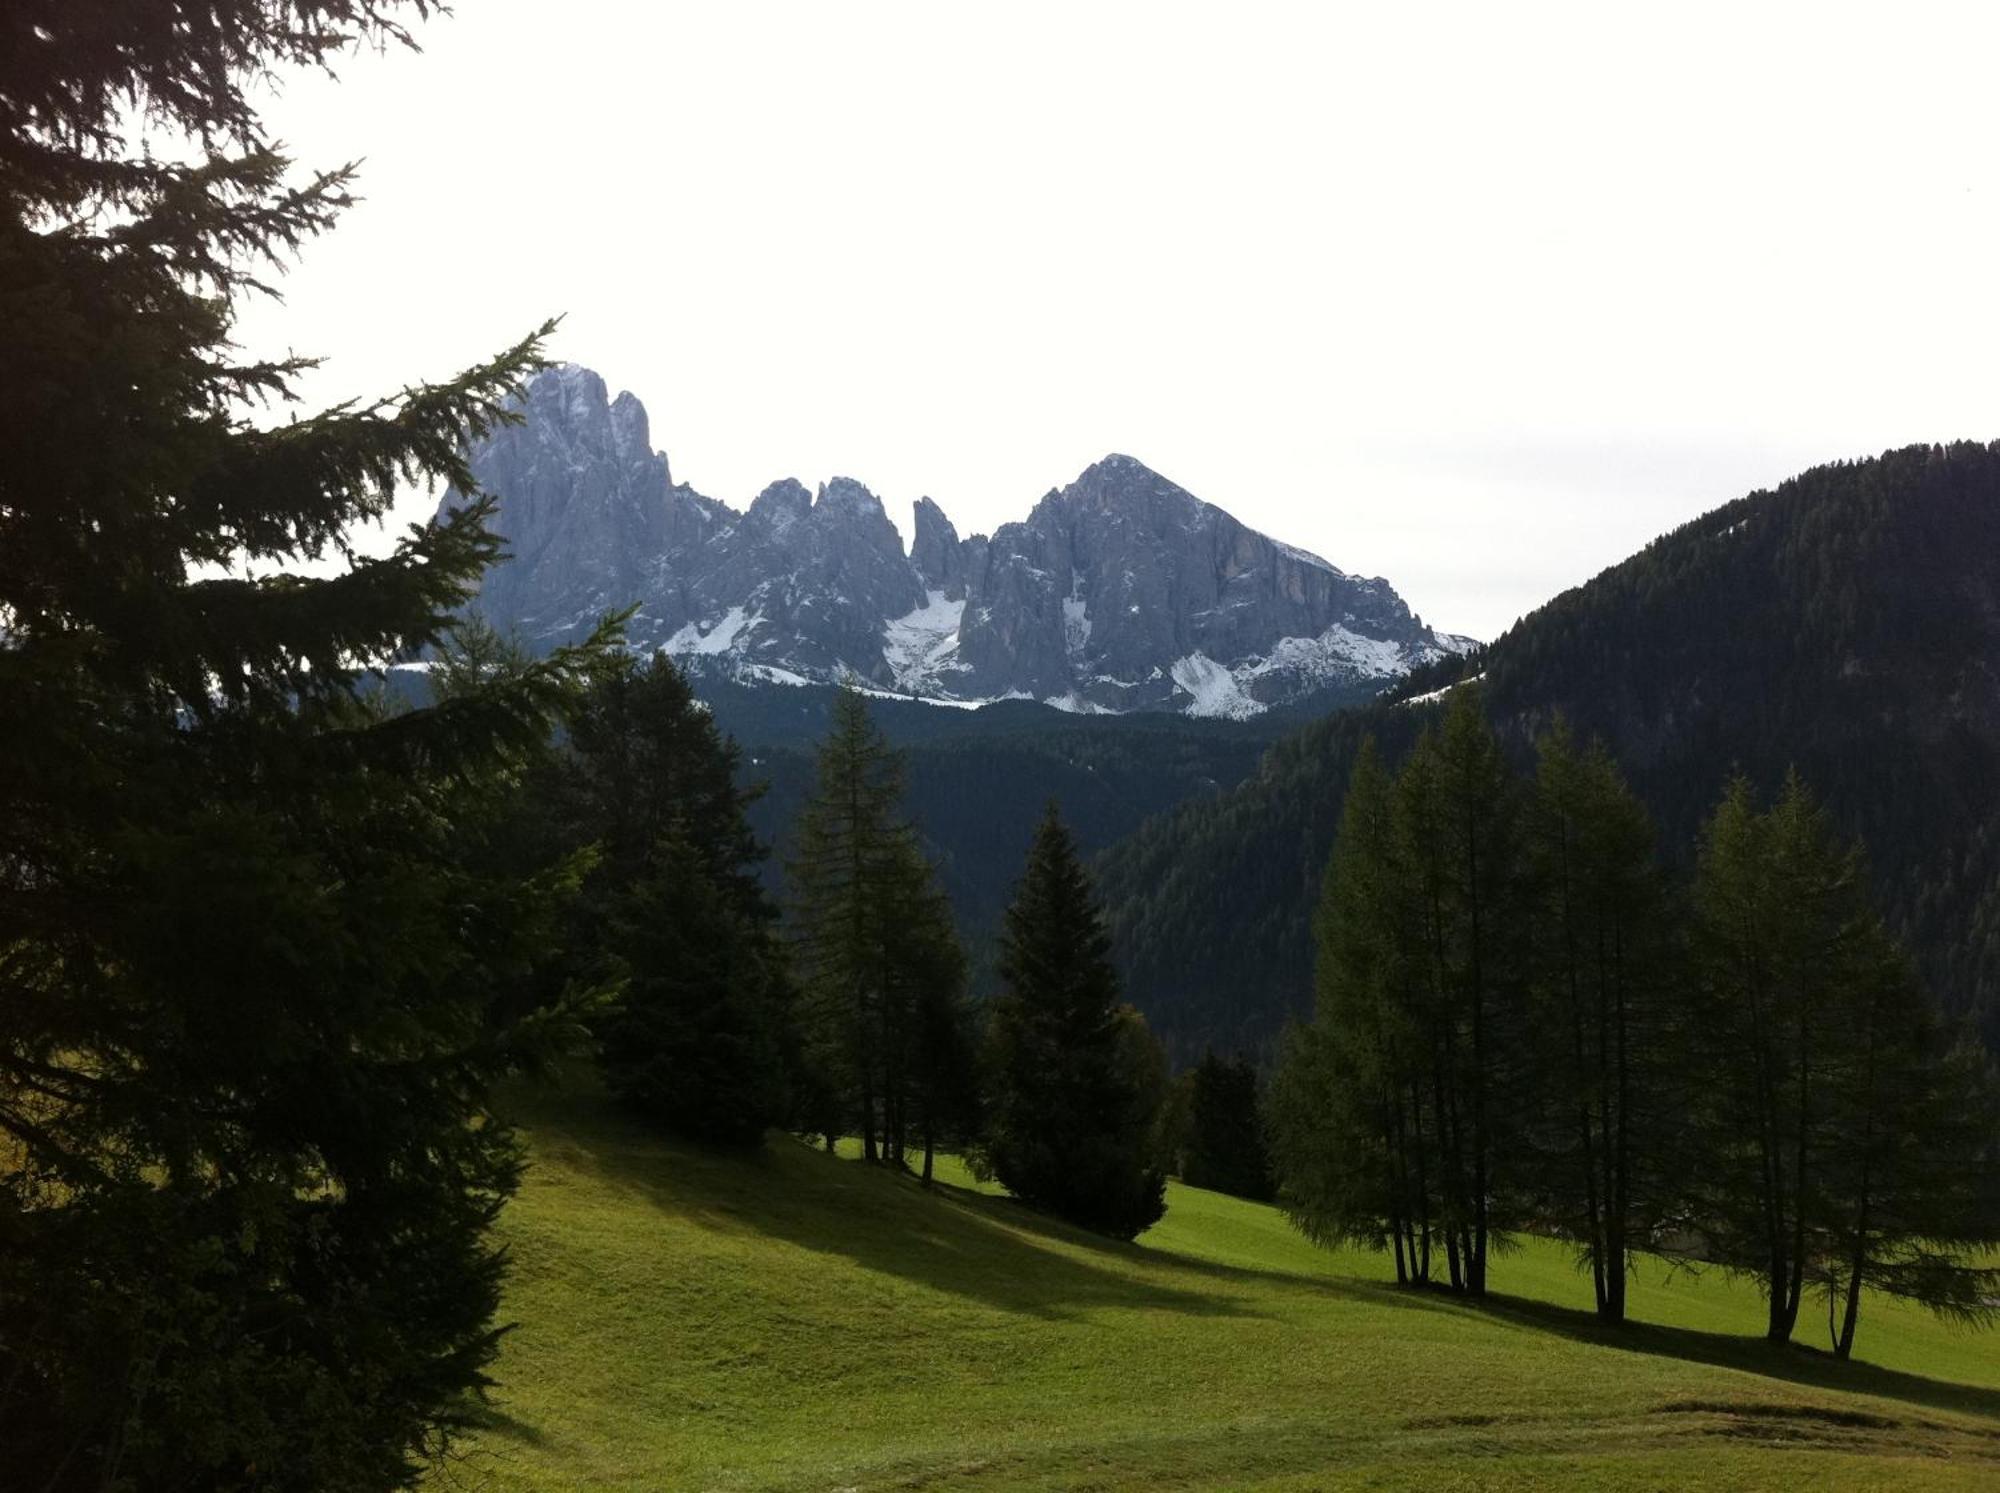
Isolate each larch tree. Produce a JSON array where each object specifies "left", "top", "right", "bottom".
[
  {"left": 1691, "top": 772, "right": 1927, "bottom": 1344},
  {"left": 1395, "top": 690, "right": 1526, "bottom": 1295},
  {"left": 0, "top": 4, "right": 617, "bottom": 1484},
  {"left": 789, "top": 686, "right": 964, "bottom": 1166},
  {"left": 985, "top": 803, "right": 1168, "bottom": 1240},
  {"left": 1271, "top": 737, "right": 1438, "bottom": 1282},
  {"left": 1521, "top": 721, "right": 1683, "bottom": 1322}
]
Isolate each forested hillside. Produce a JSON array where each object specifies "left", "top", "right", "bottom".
[
  {"left": 687, "top": 682, "right": 1280, "bottom": 969},
  {"left": 1100, "top": 441, "right": 2000, "bottom": 1060}
]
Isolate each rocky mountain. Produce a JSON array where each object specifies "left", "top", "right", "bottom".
[{"left": 440, "top": 365, "right": 1473, "bottom": 717}]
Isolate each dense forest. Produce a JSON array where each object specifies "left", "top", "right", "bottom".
[
  {"left": 689, "top": 683, "right": 1283, "bottom": 986},
  {"left": 1100, "top": 443, "right": 2000, "bottom": 1060}
]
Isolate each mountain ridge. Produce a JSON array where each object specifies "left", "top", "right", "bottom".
[
  {"left": 1095, "top": 439, "right": 2000, "bottom": 1059},
  {"left": 441, "top": 364, "right": 1474, "bottom": 717}
]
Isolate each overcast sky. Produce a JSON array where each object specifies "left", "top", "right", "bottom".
[{"left": 234, "top": 0, "right": 2000, "bottom": 641}]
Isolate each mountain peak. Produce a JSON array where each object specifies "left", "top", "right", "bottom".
[
  {"left": 815, "top": 476, "right": 887, "bottom": 519},
  {"left": 748, "top": 478, "right": 812, "bottom": 532},
  {"left": 449, "top": 362, "right": 1473, "bottom": 713}
]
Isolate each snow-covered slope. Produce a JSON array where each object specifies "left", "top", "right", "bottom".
[{"left": 441, "top": 366, "right": 1475, "bottom": 715}]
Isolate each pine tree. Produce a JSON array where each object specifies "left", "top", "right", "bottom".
[
  {"left": 564, "top": 651, "right": 794, "bottom": 1145},
  {"left": 986, "top": 803, "right": 1168, "bottom": 1239},
  {"left": 0, "top": 6, "right": 614, "bottom": 1483}
]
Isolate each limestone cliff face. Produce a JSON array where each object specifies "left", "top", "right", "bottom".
[{"left": 440, "top": 366, "right": 1473, "bottom": 716}]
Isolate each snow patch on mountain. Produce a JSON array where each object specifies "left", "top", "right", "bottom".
[
  {"left": 1062, "top": 582, "right": 1092, "bottom": 663},
  {"left": 881, "top": 590, "right": 967, "bottom": 693},
  {"left": 666, "top": 605, "right": 759, "bottom": 657},
  {"left": 1170, "top": 653, "right": 1267, "bottom": 720}
]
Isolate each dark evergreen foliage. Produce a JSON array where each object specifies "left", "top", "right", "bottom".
[
  {"left": 1690, "top": 775, "right": 2000, "bottom": 1351},
  {"left": 561, "top": 651, "right": 793, "bottom": 1145},
  {"left": 1178, "top": 1053, "right": 1274, "bottom": 1202},
  {"left": 985, "top": 805, "right": 1169, "bottom": 1240},
  {"left": 690, "top": 680, "right": 1276, "bottom": 1012},
  {"left": 1519, "top": 722, "right": 1686, "bottom": 1322},
  {"left": 1100, "top": 442, "right": 2000, "bottom": 1057},
  {"left": 1270, "top": 702, "right": 1998, "bottom": 1346},
  {"left": 0, "top": 6, "right": 616, "bottom": 1484}
]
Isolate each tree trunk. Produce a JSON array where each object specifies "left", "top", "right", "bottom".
[
  {"left": 1465, "top": 813, "right": 1489, "bottom": 1300},
  {"left": 860, "top": 1067, "right": 878, "bottom": 1164},
  {"left": 1836, "top": 1253, "right": 1864, "bottom": 1360},
  {"left": 1605, "top": 922, "right": 1630, "bottom": 1325},
  {"left": 1778, "top": 1023, "right": 1812, "bottom": 1340}
]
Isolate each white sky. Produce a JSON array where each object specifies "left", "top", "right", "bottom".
[{"left": 234, "top": 0, "right": 2000, "bottom": 641}]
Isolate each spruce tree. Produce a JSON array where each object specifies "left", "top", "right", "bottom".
[
  {"left": 0, "top": 6, "right": 614, "bottom": 1483},
  {"left": 986, "top": 804, "right": 1168, "bottom": 1239},
  {"left": 1180, "top": 1053, "right": 1274, "bottom": 1202},
  {"left": 564, "top": 651, "right": 794, "bottom": 1145}
]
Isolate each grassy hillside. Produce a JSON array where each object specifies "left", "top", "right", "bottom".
[{"left": 448, "top": 1088, "right": 2000, "bottom": 1491}]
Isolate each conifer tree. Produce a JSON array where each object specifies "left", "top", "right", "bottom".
[
  {"left": 0, "top": 6, "right": 615, "bottom": 1483},
  {"left": 1271, "top": 739, "right": 1437, "bottom": 1279},
  {"left": 789, "top": 687, "right": 965, "bottom": 1164},
  {"left": 1693, "top": 774, "right": 1842, "bottom": 1341},
  {"left": 1684, "top": 771, "right": 1993, "bottom": 1345},
  {"left": 1395, "top": 690, "right": 1526, "bottom": 1295},
  {"left": 1521, "top": 721, "right": 1683, "bottom": 1322},
  {"left": 986, "top": 804, "right": 1168, "bottom": 1239},
  {"left": 564, "top": 651, "right": 794, "bottom": 1145},
  {"left": 1180, "top": 1052, "right": 1274, "bottom": 1202},
  {"left": 1816, "top": 965, "right": 2000, "bottom": 1357},
  {"left": 892, "top": 842, "right": 981, "bottom": 1184}
]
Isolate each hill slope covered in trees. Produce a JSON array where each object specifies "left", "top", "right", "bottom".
[{"left": 1099, "top": 441, "right": 2000, "bottom": 1059}]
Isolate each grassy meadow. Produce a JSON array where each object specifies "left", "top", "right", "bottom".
[{"left": 444, "top": 1087, "right": 2000, "bottom": 1491}]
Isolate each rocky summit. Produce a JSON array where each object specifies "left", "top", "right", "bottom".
[{"left": 438, "top": 365, "right": 1474, "bottom": 717}]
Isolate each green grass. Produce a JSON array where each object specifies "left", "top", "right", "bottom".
[{"left": 442, "top": 1087, "right": 2000, "bottom": 1491}]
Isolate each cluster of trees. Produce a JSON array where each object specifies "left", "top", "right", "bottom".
[
  {"left": 1271, "top": 689, "right": 2000, "bottom": 1356},
  {"left": 504, "top": 657, "right": 1175, "bottom": 1238},
  {"left": 0, "top": 2, "right": 1172, "bottom": 1482},
  {"left": 1166, "top": 1053, "right": 1274, "bottom": 1203},
  {"left": 1101, "top": 441, "right": 2000, "bottom": 1061}
]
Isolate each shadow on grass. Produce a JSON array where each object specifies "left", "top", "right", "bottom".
[
  {"left": 514, "top": 1088, "right": 1424, "bottom": 1326},
  {"left": 1473, "top": 1290, "right": 2000, "bottom": 1426},
  {"left": 506, "top": 1085, "right": 2000, "bottom": 1432}
]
